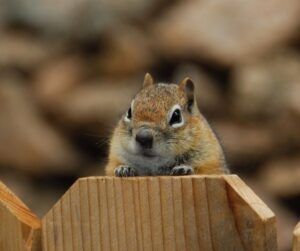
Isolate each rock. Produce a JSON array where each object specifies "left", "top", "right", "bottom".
[
  {"left": 97, "top": 26, "right": 154, "bottom": 76},
  {"left": 0, "top": 76, "right": 79, "bottom": 174},
  {"left": 153, "top": 0, "right": 300, "bottom": 64},
  {"left": 0, "top": 2, "right": 6, "bottom": 26},
  {"left": 261, "top": 157, "right": 300, "bottom": 198},
  {"left": 0, "top": 30, "right": 56, "bottom": 69},
  {"left": 286, "top": 84, "right": 300, "bottom": 117},
  {"left": 231, "top": 51, "right": 300, "bottom": 152},
  {"left": 271, "top": 112, "right": 300, "bottom": 151},
  {"left": 215, "top": 121, "right": 275, "bottom": 167},
  {"left": 232, "top": 50, "right": 300, "bottom": 120},
  {"left": 3, "top": 0, "right": 162, "bottom": 37},
  {"left": 51, "top": 77, "right": 141, "bottom": 131},
  {"left": 32, "top": 55, "right": 84, "bottom": 109}
]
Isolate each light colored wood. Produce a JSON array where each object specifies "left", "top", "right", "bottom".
[
  {"left": 294, "top": 222, "right": 300, "bottom": 251},
  {"left": 206, "top": 176, "right": 244, "bottom": 250},
  {"left": 42, "top": 175, "right": 277, "bottom": 251},
  {"left": 0, "top": 180, "right": 41, "bottom": 251},
  {"left": 224, "top": 175, "right": 277, "bottom": 251}
]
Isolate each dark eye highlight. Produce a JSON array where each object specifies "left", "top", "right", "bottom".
[
  {"left": 170, "top": 109, "right": 182, "bottom": 125},
  {"left": 127, "top": 107, "right": 132, "bottom": 120}
]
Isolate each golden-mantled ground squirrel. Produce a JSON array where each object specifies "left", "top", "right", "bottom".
[{"left": 106, "top": 73, "right": 228, "bottom": 176}]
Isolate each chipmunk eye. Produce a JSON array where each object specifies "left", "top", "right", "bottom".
[
  {"left": 170, "top": 109, "right": 182, "bottom": 126},
  {"left": 124, "top": 107, "right": 132, "bottom": 122},
  {"left": 127, "top": 107, "right": 132, "bottom": 119}
]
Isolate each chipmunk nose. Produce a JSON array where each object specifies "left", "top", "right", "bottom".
[{"left": 136, "top": 129, "right": 153, "bottom": 149}]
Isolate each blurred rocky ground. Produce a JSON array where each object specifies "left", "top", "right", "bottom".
[{"left": 0, "top": 0, "right": 300, "bottom": 250}]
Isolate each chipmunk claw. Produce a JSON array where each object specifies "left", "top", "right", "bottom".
[
  {"left": 114, "top": 166, "right": 137, "bottom": 177},
  {"left": 170, "top": 165, "right": 194, "bottom": 176}
]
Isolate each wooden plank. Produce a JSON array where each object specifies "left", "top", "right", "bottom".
[
  {"left": 138, "top": 177, "right": 153, "bottom": 251},
  {"left": 159, "top": 177, "right": 176, "bottom": 251},
  {"left": 42, "top": 175, "right": 277, "bottom": 251},
  {"left": 0, "top": 180, "right": 41, "bottom": 251},
  {"left": 70, "top": 181, "right": 84, "bottom": 251},
  {"left": 205, "top": 176, "right": 244, "bottom": 251},
  {"left": 43, "top": 207, "right": 54, "bottom": 251},
  {"left": 181, "top": 177, "right": 200, "bottom": 251},
  {"left": 105, "top": 177, "right": 119, "bottom": 251},
  {"left": 171, "top": 177, "right": 186, "bottom": 250},
  {"left": 52, "top": 201, "right": 64, "bottom": 251},
  {"left": 224, "top": 175, "right": 277, "bottom": 251},
  {"left": 98, "top": 177, "right": 112, "bottom": 251},
  {"left": 79, "top": 179, "right": 93, "bottom": 251},
  {"left": 132, "top": 178, "right": 144, "bottom": 251},
  {"left": 122, "top": 178, "right": 139, "bottom": 250},
  {"left": 60, "top": 190, "right": 73, "bottom": 251},
  {"left": 147, "top": 177, "right": 164, "bottom": 250},
  {"left": 191, "top": 176, "right": 213, "bottom": 251},
  {"left": 294, "top": 222, "right": 300, "bottom": 251},
  {"left": 88, "top": 178, "right": 101, "bottom": 251},
  {"left": 113, "top": 177, "right": 128, "bottom": 250}
]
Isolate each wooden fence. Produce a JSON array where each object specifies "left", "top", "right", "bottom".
[
  {"left": 0, "top": 175, "right": 282, "bottom": 251},
  {"left": 294, "top": 222, "right": 300, "bottom": 251},
  {"left": 0, "top": 181, "right": 40, "bottom": 251}
]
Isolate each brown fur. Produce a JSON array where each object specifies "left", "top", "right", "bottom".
[
  {"left": 106, "top": 74, "right": 228, "bottom": 176},
  {"left": 105, "top": 156, "right": 123, "bottom": 176}
]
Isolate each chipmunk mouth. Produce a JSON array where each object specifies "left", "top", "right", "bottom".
[
  {"left": 141, "top": 151, "right": 156, "bottom": 158},
  {"left": 134, "top": 145, "right": 158, "bottom": 158},
  {"left": 137, "top": 148, "right": 156, "bottom": 158}
]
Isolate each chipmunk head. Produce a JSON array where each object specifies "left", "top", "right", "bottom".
[{"left": 118, "top": 73, "right": 200, "bottom": 166}]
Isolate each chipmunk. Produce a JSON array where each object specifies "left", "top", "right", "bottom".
[{"left": 106, "top": 73, "right": 228, "bottom": 176}]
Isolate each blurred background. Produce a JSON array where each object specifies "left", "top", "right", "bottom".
[{"left": 0, "top": 0, "right": 300, "bottom": 250}]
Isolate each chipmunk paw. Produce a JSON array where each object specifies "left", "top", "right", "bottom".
[
  {"left": 170, "top": 165, "right": 193, "bottom": 176},
  {"left": 114, "top": 166, "right": 137, "bottom": 177}
]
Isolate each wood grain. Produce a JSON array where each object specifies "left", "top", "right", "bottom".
[
  {"left": 224, "top": 175, "right": 277, "bottom": 251},
  {"left": 0, "top": 180, "right": 41, "bottom": 251},
  {"left": 294, "top": 222, "right": 300, "bottom": 251},
  {"left": 42, "top": 175, "right": 277, "bottom": 251}
]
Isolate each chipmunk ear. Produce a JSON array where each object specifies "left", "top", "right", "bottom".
[
  {"left": 179, "top": 78, "right": 195, "bottom": 113},
  {"left": 143, "top": 73, "right": 154, "bottom": 88}
]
